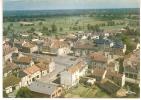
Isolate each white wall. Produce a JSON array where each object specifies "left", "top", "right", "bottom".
[
  {"left": 71, "top": 71, "right": 79, "bottom": 86},
  {"left": 49, "top": 62, "right": 55, "bottom": 73},
  {"left": 58, "top": 47, "right": 71, "bottom": 56},
  {"left": 30, "top": 46, "right": 38, "bottom": 53},
  {"left": 60, "top": 71, "right": 72, "bottom": 87},
  {"left": 121, "top": 74, "right": 125, "bottom": 87},
  {"left": 41, "top": 70, "right": 48, "bottom": 76},
  {"left": 5, "top": 86, "right": 12, "bottom": 94},
  {"left": 79, "top": 65, "right": 88, "bottom": 77}
]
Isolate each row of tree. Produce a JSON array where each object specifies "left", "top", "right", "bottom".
[{"left": 87, "top": 24, "right": 103, "bottom": 32}]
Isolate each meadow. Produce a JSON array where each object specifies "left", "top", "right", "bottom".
[{"left": 3, "top": 14, "right": 139, "bottom": 36}]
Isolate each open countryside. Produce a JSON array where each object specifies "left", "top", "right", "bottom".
[{"left": 3, "top": 0, "right": 140, "bottom": 98}]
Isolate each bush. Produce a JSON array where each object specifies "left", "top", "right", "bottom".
[
  {"left": 16, "top": 87, "right": 32, "bottom": 98},
  {"left": 3, "top": 91, "right": 8, "bottom": 98}
]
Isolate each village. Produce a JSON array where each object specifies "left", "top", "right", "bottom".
[{"left": 3, "top": 20, "right": 140, "bottom": 98}]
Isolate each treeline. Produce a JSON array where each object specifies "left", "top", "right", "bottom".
[{"left": 4, "top": 8, "right": 139, "bottom": 22}]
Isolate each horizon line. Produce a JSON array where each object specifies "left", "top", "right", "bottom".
[{"left": 3, "top": 7, "right": 140, "bottom": 12}]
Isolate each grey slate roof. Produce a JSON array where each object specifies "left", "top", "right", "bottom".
[
  {"left": 112, "top": 40, "right": 124, "bottom": 49},
  {"left": 28, "top": 81, "right": 59, "bottom": 95},
  {"left": 95, "top": 38, "right": 112, "bottom": 45},
  {"left": 18, "top": 70, "right": 27, "bottom": 78}
]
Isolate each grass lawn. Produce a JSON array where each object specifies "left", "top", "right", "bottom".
[{"left": 64, "top": 84, "right": 110, "bottom": 98}]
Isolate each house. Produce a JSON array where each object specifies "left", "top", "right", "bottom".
[
  {"left": 34, "top": 31, "right": 43, "bottom": 36},
  {"left": 98, "top": 80, "right": 120, "bottom": 94},
  {"left": 14, "top": 40, "right": 39, "bottom": 53},
  {"left": 13, "top": 55, "right": 34, "bottom": 68},
  {"left": 3, "top": 61, "right": 18, "bottom": 77},
  {"left": 36, "top": 62, "right": 49, "bottom": 76},
  {"left": 72, "top": 39, "right": 95, "bottom": 57},
  {"left": 3, "top": 75, "right": 21, "bottom": 94},
  {"left": 3, "top": 44, "right": 18, "bottom": 61},
  {"left": 89, "top": 52, "right": 108, "bottom": 69},
  {"left": 41, "top": 47, "right": 58, "bottom": 56},
  {"left": 91, "top": 35, "right": 99, "bottom": 40},
  {"left": 3, "top": 37, "right": 10, "bottom": 45},
  {"left": 20, "top": 33, "right": 29, "bottom": 38},
  {"left": 92, "top": 68, "right": 107, "bottom": 81},
  {"left": 17, "top": 70, "right": 28, "bottom": 87},
  {"left": 94, "top": 35, "right": 114, "bottom": 49},
  {"left": 104, "top": 33, "right": 110, "bottom": 38},
  {"left": 21, "top": 42, "right": 38, "bottom": 53},
  {"left": 50, "top": 39, "right": 71, "bottom": 56},
  {"left": 107, "top": 61, "right": 119, "bottom": 72},
  {"left": 123, "top": 50, "right": 140, "bottom": 84},
  {"left": 23, "top": 65, "right": 41, "bottom": 85},
  {"left": 19, "top": 21, "right": 34, "bottom": 26},
  {"left": 28, "top": 81, "right": 62, "bottom": 98},
  {"left": 34, "top": 57, "right": 55, "bottom": 73},
  {"left": 14, "top": 40, "right": 27, "bottom": 50},
  {"left": 105, "top": 70, "right": 125, "bottom": 87},
  {"left": 136, "top": 43, "right": 140, "bottom": 50},
  {"left": 112, "top": 40, "right": 126, "bottom": 55},
  {"left": 87, "top": 78, "right": 96, "bottom": 85},
  {"left": 60, "top": 60, "right": 88, "bottom": 87}
]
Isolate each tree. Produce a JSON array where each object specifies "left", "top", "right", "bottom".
[
  {"left": 28, "top": 34, "right": 33, "bottom": 40},
  {"left": 59, "top": 27, "right": 63, "bottom": 31},
  {"left": 39, "top": 22, "right": 43, "bottom": 26},
  {"left": 51, "top": 23, "right": 57, "bottom": 33},
  {"left": 10, "top": 23, "right": 13, "bottom": 27},
  {"left": 3, "top": 91, "right": 8, "bottom": 98},
  {"left": 87, "top": 24, "right": 91, "bottom": 31},
  {"left": 7, "top": 25, "right": 11, "bottom": 31},
  {"left": 3, "top": 28, "right": 8, "bottom": 36},
  {"left": 118, "top": 34, "right": 136, "bottom": 54},
  {"left": 107, "top": 21, "right": 115, "bottom": 26},
  {"left": 30, "top": 27, "right": 35, "bottom": 32},
  {"left": 20, "top": 24, "right": 23, "bottom": 27},
  {"left": 117, "top": 58, "right": 124, "bottom": 74},
  {"left": 42, "top": 26, "right": 48, "bottom": 32},
  {"left": 16, "top": 87, "right": 32, "bottom": 98},
  {"left": 94, "top": 24, "right": 101, "bottom": 32}
]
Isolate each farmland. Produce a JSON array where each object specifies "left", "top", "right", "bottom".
[{"left": 3, "top": 8, "right": 140, "bottom": 36}]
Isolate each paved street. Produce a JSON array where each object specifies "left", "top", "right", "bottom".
[
  {"left": 39, "top": 55, "right": 79, "bottom": 83},
  {"left": 21, "top": 52, "right": 79, "bottom": 84}
]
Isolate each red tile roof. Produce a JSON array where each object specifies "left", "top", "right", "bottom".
[
  {"left": 51, "top": 39, "right": 69, "bottom": 48},
  {"left": 22, "top": 42, "right": 36, "bottom": 48},
  {"left": 106, "top": 70, "right": 123, "bottom": 79},
  {"left": 3, "top": 44, "right": 18, "bottom": 56},
  {"left": 16, "top": 55, "right": 32, "bottom": 64},
  {"left": 93, "top": 68, "right": 106, "bottom": 77},
  {"left": 24, "top": 65, "right": 40, "bottom": 75},
  {"left": 67, "top": 61, "right": 84, "bottom": 74},
  {"left": 123, "top": 50, "right": 140, "bottom": 68},
  {"left": 89, "top": 52, "right": 107, "bottom": 63},
  {"left": 36, "top": 62, "right": 49, "bottom": 71}
]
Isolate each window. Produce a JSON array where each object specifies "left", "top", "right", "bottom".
[
  {"left": 32, "top": 78, "right": 35, "bottom": 81},
  {"left": 134, "top": 74, "right": 137, "bottom": 79},
  {"left": 129, "top": 73, "right": 133, "bottom": 78},
  {"left": 37, "top": 75, "right": 39, "bottom": 78},
  {"left": 58, "top": 89, "right": 62, "bottom": 93}
]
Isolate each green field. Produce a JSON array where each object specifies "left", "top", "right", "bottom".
[
  {"left": 4, "top": 15, "right": 139, "bottom": 36},
  {"left": 63, "top": 84, "right": 110, "bottom": 98}
]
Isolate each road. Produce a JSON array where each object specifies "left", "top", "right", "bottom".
[{"left": 20, "top": 52, "right": 78, "bottom": 84}]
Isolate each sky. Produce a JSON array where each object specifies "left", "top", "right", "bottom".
[{"left": 3, "top": 0, "right": 140, "bottom": 11}]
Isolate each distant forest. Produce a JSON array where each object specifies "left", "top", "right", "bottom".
[{"left": 3, "top": 8, "right": 140, "bottom": 22}]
